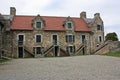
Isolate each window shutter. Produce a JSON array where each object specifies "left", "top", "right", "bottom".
[
  {"left": 66, "top": 35, "right": 68, "bottom": 42},
  {"left": 73, "top": 35, "right": 75, "bottom": 42}
]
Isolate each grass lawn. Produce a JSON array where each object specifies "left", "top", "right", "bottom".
[
  {"left": 105, "top": 52, "right": 120, "bottom": 57},
  {"left": 0, "top": 58, "right": 10, "bottom": 63}
]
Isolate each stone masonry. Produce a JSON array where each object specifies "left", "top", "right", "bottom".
[{"left": 0, "top": 7, "right": 105, "bottom": 58}]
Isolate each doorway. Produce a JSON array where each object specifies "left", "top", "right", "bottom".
[
  {"left": 54, "top": 46, "right": 59, "bottom": 57},
  {"left": 18, "top": 47, "right": 24, "bottom": 58}
]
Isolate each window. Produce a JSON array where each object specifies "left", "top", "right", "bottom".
[
  {"left": 67, "top": 23, "right": 72, "bottom": 29},
  {"left": 66, "top": 35, "right": 75, "bottom": 42},
  {"left": 18, "top": 34, "right": 24, "bottom": 45},
  {"left": 97, "top": 25, "right": 102, "bottom": 30},
  {"left": 66, "top": 46, "right": 75, "bottom": 53},
  {"left": 33, "top": 47, "right": 44, "bottom": 54},
  {"left": 98, "top": 36, "right": 102, "bottom": 42},
  {"left": 36, "top": 35, "right": 41, "bottom": 42},
  {"left": 81, "top": 35, "right": 86, "bottom": 43},
  {"left": 36, "top": 22, "right": 42, "bottom": 28}
]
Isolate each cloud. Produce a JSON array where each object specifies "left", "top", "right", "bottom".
[{"left": 0, "top": 0, "right": 120, "bottom": 40}]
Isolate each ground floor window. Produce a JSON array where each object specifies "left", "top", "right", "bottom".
[
  {"left": 33, "top": 47, "right": 44, "bottom": 54},
  {"left": 66, "top": 46, "right": 75, "bottom": 53}
]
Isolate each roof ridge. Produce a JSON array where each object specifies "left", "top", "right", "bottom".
[{"left": 15, "top": 15, "right": 80, "bottom": 19}]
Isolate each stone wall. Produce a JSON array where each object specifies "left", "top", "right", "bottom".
[
  {"left": 109, "top": 41, "right": 120, "bottom": 52},
  {"left": 11, "top": 30, "right": 91, "bottom": 58}
]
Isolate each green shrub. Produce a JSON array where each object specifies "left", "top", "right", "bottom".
[{"left": 106, "top": 52, "right": 120, "bottom": 57}]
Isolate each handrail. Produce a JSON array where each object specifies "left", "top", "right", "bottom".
[
  {"left": 43, "top": 44, "right": 54, "bottom": 56},
  {"left": 75, "top": 43, "right": 84, "bottom": 55},
  {"left": 24, "top": 45, "right": 34, "bottom": 56},
  {"left": 93, "top": 43, "right": 109, "bottom": 54}
]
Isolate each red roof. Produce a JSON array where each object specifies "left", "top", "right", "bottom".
[{"left": 11, "top": 15, "right": 90, "bottom": 31}]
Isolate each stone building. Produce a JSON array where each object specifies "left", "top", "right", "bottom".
[{"left": 0, "top": 7, "right": 104, "bottom": 58}]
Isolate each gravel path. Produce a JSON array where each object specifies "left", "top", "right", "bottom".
[{"left": 0, "top": 55, "right": 120, "bottom": 80}]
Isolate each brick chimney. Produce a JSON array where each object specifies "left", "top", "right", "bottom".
[
  {"left": 80, "top": 12, "right": 86, "bottom": 18},
  {"left": 10, "top": 7, "right": 16, "bottom": 15}
]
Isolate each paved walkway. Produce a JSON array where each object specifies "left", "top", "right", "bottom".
[{"left": 0, "top": 55, "right": 120, "bottom": 80}]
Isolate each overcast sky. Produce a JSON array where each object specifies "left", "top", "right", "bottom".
[{"left": 0, "top": 0, "right": 120, "bottom": 40}]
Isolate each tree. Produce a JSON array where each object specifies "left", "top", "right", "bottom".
[{"left": 105, "top": 32, "right": 119, "bottom": 41}]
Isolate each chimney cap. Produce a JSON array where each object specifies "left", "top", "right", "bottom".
[
  {"left": 94, "top": 13, "right": 100, "bottom": 17},
  {"left": 80, "top": 11, "right": 86, "bottom": 18},
  {"left": 10, "top": 7, "right": 16, "bottom": 15}
]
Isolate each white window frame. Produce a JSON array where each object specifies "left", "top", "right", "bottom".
[
  {"left": 51, "top": 34, "right": 59, "bottom": 45},
  {"left": 81, "top": 34, "right": 86, "bottom": 43},
  {"left": 98, "top": 35, "right": 102, "bottom": 42},
  {"left": 66, "top": 45, "right": 75, "bottom": 53},
  {"left": 66, "top": 22, "right": 73, "bottom": 29},
  {"left": 33, "top": 46, "right": 44, "bottom": 55},
  {"left": 66, "top": 34, "right": 74, "bottom": 42},
  {"left": 35, "top": 21, "right": 42, "bottom": 29},
  {"left": 17, "top": 34, "right": 25, "bottom": 41},
  {"left": 35, "top": 34, "right": 42, "bottom": 43}
]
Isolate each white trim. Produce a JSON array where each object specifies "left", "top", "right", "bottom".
[
  {"left": 35, "top": 21, "right": 42, "bottom": 29},
  {"left": 17, "top": 34, "right": 25, "bottom": 41},
  {"left": 35, "top": 34, "right": 42, "bottom": 43},
  {"left": 51, "top": 34, "right": 59, "bottom": 45},
  {"left": 17, "top": 34, "right": 25, "bottom": 58},
  {"left": 81, "top": 34, "right": 86, "bottom": 43},
  {"left": 98, "top": 35, "right": 102, "bottom": 42},
  {"left": 66, "top": 34, "right": 74, "bottom": 42},
  {"left": 66, "top": 45, "right": 75, "bottom": 54},
  {"left": 54, "top": 46, "right": 60, "bottom": 57},
  {"left": 66, "top": 22, "right": 74, "bottom": 30}
]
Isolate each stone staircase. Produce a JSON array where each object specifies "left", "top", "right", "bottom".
[
  {"left": 59, "top": 42, "right": 68, "bottom": 55},
  {"left": 75, "top": 43, "right": 85, "bottom": 55},
  {"left": 93, "top": 42, "right": 109, "bottom": 55},
  {"left": 24, "top": 45, "right": 35, "bottom": 57},
  {"left": 42, "top": 44, "right": 54, "bottom": 57}
]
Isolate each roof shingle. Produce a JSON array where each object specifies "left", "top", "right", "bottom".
[{"left": 11, "top": 15, "right": 90, "bottom": 31}]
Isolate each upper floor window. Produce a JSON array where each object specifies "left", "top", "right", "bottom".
[
  {"left": 35, "top": 35, "right": 42, "bottom": 43},
  {"left": 67, "top": 23, "right": 72, "bottom": 29},
  {"left": 98, "top": 36, "right": 102, "bottom": 42},
  {"left": 36, "top": 22, "right": 42, "bottom": 28},
  {"left": 81, "top": 35, "right": 86, "bottom": 43},
  {"left": 17, "top": 34, "right": 25, "bottom": 45},
  {"left": 97, "top": 25, "right": 102, "bottom": 30},
  {"left": 66, "top": 35, "right": 75, "bottom": 42}
]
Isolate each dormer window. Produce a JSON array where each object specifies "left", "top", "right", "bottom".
[
  {"left": 63, "top": 16, "right": 75, "bottom": 30},
  {"left": 68, "top": 23, "right": 72, "bottom": 29},
  {"left": 32, "top": 15, "right": 45, "bottom": 30},
  {"left": 36, "top": 22, "right": 42, "bottom": 28}
]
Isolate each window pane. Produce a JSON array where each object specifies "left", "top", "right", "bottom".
[
  {"left": 99, "top": 36, "right": 102, "bottom": 42},
  {"left": 68, "top": 23, "right": 72, "bottom": 28},
  {"left": 66, "top": 46, "right": 75, "bottom": 53},
  {"left": 69, "top": 35, "right": 73, "bottom": 42},
  {"left": 82, "top": 35, "right": 86, "bottom": 43},
  {"left": 36, "top": 22, "right": 41, "bottom": 28},
  {"left": 97, "top": 25, "right": 101, "bottom": 30},
  {"left": 36, "top": 47, "right": 41, "bottom": 54},
  {"left": 66, "top": 35, "right": 74, "bottom": 42},
  {"left": 36, "top": 35, "right": 41, "bottom": 42}
]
